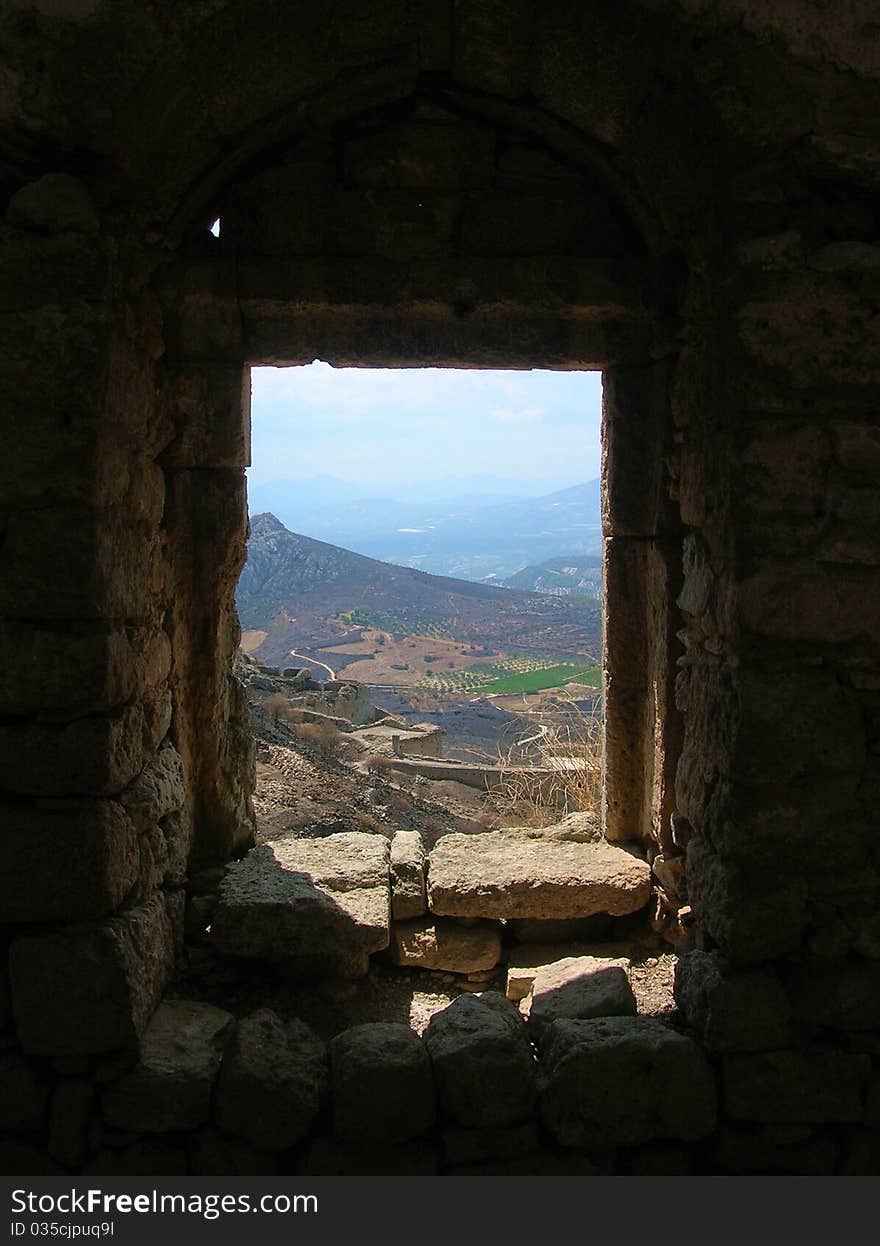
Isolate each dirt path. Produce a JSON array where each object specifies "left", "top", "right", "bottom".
[{"left": 289, "top": 649, "right": 336, "bottom": 679}]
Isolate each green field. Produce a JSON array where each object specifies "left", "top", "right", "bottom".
[{"left": 471, "top": 664, "right": 601, "bottom": 695}]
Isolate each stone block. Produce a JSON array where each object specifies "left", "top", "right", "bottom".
[
  {"left": 329, "top": 1023, "right": 435, "bottom": 1143},
  {"left": 0, "top": 939, "right": 11, "bottom": 1030},
  {"left": 0, "top": 706, "right": 146, "bottom": 797},
  {"left": 0, "top": 1141, "right": 64, "bottom": 1176},
  {"left": 10, "top": 895, "right": 174, "bottom": 1056},
  {"left": 505, "top": 941, "right": 633, "bottom": 1002},
  {"left": 84, "top": 1138, "right": 187, "bottom": 1176},
  {"left": 674, "top": 950, "right": 793, "bottom": 1051},
  {"left": 734, "top": 664, "right": 864, "bottom": 788},
  {"left": 539, "top": 1016, "right": 717, "bottom": 1149},
  {"left": 214, "top": 1010, "right": 326, "bottom": 1151},
  {"left": 0, "top": 621, "right": 171, "bottom": 715},
  {"left": 785, "top": 959, "right": 880, "bottom": 1031},
  {"left": 142, "top": 685, "right": 173, "bottom": 751},
  {"left": 390, "top": 829, "right": 426, "bottom": 919},
  {"left": 833, "top": 422, "right": 880, "bottom": 475},
  {"left": 390, "top": 917, "right": 501, "bottom": 973},
  {"left": 737, "top": 422, "right": 828, "bottom": 517},
  {"left": 424, "top": 992, "right": 536, "bottom": 1128},
  {"left": 0, "top": 507, "right": 160, "bottom": 622},
  {"left": 506, "top": 915, "right": 613, "bottom": 944},
  {"left": 445, "top": 1149, "right": 604, "bottom": 1176},
  {"left": 343, "top": 121, "right": 495, "bottom": 190},
  {"left": 0, "top": 800, "right": 139, "bottom": 923},
  {"left": 618, "top": 1143, "right": 697, "bottom": 1175},
  {"left": 526, "top": 956, "right": 636, "bottom": 1044},
  {"left": 686, "top": 835, "right": 808, "bottom": 964},
  {"left": 0, "top": 1048, "right": 49, "bottom": 1131},
  {"left": 453, "top": 0, "right": 532, "bottom": 98},
  {"left": 842, "top": 1127, "right": 880, "bottom": 1176},
  {"left": 713, "top": 1124, "right": 839, "bottom": 1175},
  {"left": 602, "top": 363, "right": 675, "bottom": 539},
  {"left": 101, "top": 1000, "right": 233, "bottom": 1132},
  {"left": 442, "top": 1121, "right": 540, "bottom": 1167},
  {"left": 0, "top": 228, "right": 107, "bottom": 314},
  {"left": 48, "top": 1080, "right": 95, "bottom": 1168},
  {"left": 160, "top": 810, "right": 193, "bottom": 887},
  {"left": 298, "top": 1136, "right": 439, "bottom": 1176},
  {"left": 119, "top": 741, "right": 186, "bottom": 832},
  {"left": 188, "top": 1128, "right": 278, "bottom": 1176},
  {"left": 459, "top": 191, "right": 584, "bottom": 255},
  {"left": 739, "top": 561, "right": 880, "bottom": 649},
  {"left": 723, "top": 1049, "right": 870, "bottom": 1123},
  {"left": 427, "top": 829, "right": 651, "bottom": 920},
  {"left": 211, "top": 833, "right": 390, "bottom": 977},
  {"left": 163, "top": 365, "right": 250, "bottom": 470},
  {"left": 7, "top": 174, "right": 99, "bottom": 235}
]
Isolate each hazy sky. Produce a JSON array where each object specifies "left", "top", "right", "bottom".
[{"left": 248, "top": 363, "right": 603, "bottom": 488}]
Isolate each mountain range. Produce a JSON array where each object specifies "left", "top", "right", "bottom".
[
  {"left": 237, "top": 514, "right": 601, "bottom": 669},
  {"left": 244, "top": 477, "right": 602, "bottom": 580}
]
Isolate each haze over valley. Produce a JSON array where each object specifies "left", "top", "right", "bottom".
[{"left": 246, "top": 475, "right": 603, "bottom": 581}]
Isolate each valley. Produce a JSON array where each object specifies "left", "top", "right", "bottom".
[
  {"left": 236, "top": 509, "right": 604, "bottom": 764},
  {"left": 245, "top": 477, "right": 603, "bottom": 581},
  {"left": 237, "top": 513, "right": 601, "bottom": 676}
]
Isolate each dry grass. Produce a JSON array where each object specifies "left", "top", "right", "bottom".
[
  {"left": 289, "top": 719, "right": 342, "bottom": 754},
  {"left": 365, "top": 755, "right": 399, "bottom": 775},
  {"left": 489, "top": 696, "right": 602, "bottom": 827}
]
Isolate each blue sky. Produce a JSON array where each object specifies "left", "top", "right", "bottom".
[{"left": 248, "top": 363, "right": 603, "bottom": 490}]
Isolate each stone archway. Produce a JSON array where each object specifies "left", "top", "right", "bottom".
[{"left": 159, "top": 84, "right": 687, "bottom": 865}]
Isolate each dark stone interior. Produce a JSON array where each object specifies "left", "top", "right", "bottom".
[{"left": 1, "top": 0, "right": 878, "bottom": 1175}]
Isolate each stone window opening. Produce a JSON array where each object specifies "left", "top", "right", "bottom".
[
  {"left": 184, "top": 349, "right": 687, "bottom": 1020},
  {"left": 159, "top": 94, "right": 690, "bottom": 1108}
]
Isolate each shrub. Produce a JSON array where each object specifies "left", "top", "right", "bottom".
[
  {"left": 290, "top": 719, "right": 341, "bottom": 754},
  {"left": 264, "top": 692, "right": 290, "bottom": 725},
  {"left": 366, "top": 755, "right": 398, "bottom": 774}
]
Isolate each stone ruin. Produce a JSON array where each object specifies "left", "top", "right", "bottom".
[{"left": 1, "top": 0, "right": 879, "bottom": 1175}]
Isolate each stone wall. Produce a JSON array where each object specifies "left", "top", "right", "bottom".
[{"left": 0, "top": 0, "right": 878, "bottom": 1174}]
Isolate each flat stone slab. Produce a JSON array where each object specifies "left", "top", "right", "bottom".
[
  {"left": 525, "top": 956, "right": 636, "bottom": 1043},
  {"left": 101, "top": 1000, "right": 233, "bottom": 1132},
  {"left": 390, "top": 917, "right": 501, "bottom": 974},
  {"left": 390, "top": 830, "right": 426, "bottom": 920},
  {"left": 212, "top": 832, "right": 390, "bottom": 977},
  {"left": 506, "top": 942, "right": 634, "bottom": 1003},
  {"left": 427, "top": 830, "right": 651, "bottom": 920}
]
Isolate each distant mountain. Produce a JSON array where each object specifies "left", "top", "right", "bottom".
[
  {"left": 245, "top": 473, "right": 572, "bottom": 528},
  {"left": 503, "top": 555, "right": 603, "bottom": 598},
  {"left": 246, "top": 478, "right": 603, "bottom": 581},
  {"left": 237, "top": 514, "right": 600, "bottom": 668},
  {"left": 245, "top": 475, "right": 371, "bottom": 516}
]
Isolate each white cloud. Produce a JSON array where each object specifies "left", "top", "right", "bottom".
[{"left": 248, "top": 363, "right": 602, "bottom": 486}]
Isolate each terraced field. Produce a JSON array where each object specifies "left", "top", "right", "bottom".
[
  {"left": 420, "top": 656, "right": 599, "bottom": 696},
  {"left": 467, "top": 663, "right": 601, "bottom": 695}
]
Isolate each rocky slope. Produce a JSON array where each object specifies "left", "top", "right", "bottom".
[
  {"left": 246, "top": 479, "right": 603, "bottom": 579},
  {"left": 236, "top": 513, "right": 600, "bottom": 666}
]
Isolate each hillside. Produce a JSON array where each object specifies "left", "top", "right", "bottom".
[
  {"left": 236, "top": 514, "right": 600, "bottom": 669},
  {"left": 503, "top": 554, "right": 603, "bottom": 598},
  {"left": 245, "top": 478, "right": 603, "bottom": 581}
]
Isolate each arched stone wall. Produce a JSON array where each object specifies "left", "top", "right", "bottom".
[{"left": 1, "top": 0, "right": 878, "bottom": 1174}]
